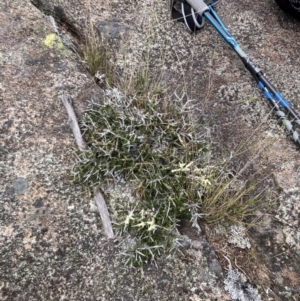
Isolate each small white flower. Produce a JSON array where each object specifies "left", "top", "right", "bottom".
[
  {"left": 194, "top": 167, "right": 204, "bottom": 174},
  {"left": 171, "top": 161, "right": 193, "bottom": 173},
  {"left": 199, "top": 176, "right": 211, "bottom": 187},
  {"left": 147, "top": 219, "right": 157, "bottom": 232},
  {"left": 140, "top": 209, "right": 145, "bottom": 219},
  {"left": 134, "top": 222, "right": 146, "bottom": 228},
  {"left": 124, "top": 210, "right": 135, "bottom": 225}
]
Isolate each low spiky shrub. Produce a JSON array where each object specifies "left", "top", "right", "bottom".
[
  {"left": 73, "top": 88, "right": 265, "bottom": 266},
  {"left": 73, "top": 88, "right": 212, "bottom": 264}
]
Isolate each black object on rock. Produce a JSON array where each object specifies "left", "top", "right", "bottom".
[{"left": 275, "top": 0, "right": 300, "bottom": 19}]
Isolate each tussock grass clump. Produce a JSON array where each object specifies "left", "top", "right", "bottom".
[
  {"left": 202, "top": 175, "right": 263, "bottom": 225},
  {"left": 73, "top": 88, "right": 265, "bottom": 266},
  {"left": 83, "top": 1, "right": 113, "bottom": 84},
  {"left": 83, "top": 33, "right": 113, "bottom": 86},
  {"left": 83, "top": 40, "right": 108, "bottom": 75}
]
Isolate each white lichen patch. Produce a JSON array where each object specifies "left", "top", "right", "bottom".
[
  {"left": 227, "top": 225, "right": 251, "bottom": 249},
  {"left": 276, "top": 188, "right": 300, "bottom": 254},
  {"left": 224, "top": 269, "right": 261, "bottom": 301},
  {"left": 106, "top": 183, "right": 137, "bottom": 216}
]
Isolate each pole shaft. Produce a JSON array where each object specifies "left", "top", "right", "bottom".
[{"left": 202, "top": 7, "right": 300, "bottom": 145}]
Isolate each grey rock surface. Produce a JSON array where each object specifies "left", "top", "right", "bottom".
[{"left": 1, "top": 0, "right": 300, "bottom": 300}]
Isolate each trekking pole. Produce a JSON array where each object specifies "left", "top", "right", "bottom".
[{"left": 172, "top": 0, "right": 300, "bottom": 147}]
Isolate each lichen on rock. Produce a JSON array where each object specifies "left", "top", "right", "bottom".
[
  {"left": 276, "top": 188, "right": 300, "bottom": 254},
  {"left": 224, "top": 268, "right": 262, "bottom": 301},
  {"left": 227, "top": 225, "right": 251, "bottom": 249}
]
